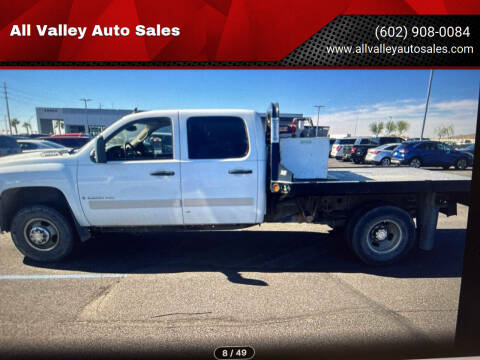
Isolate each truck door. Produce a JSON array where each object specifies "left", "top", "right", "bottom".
[
  {"left": 179, "top": 111, "right": 258, "bottom": 224},
  {"left": 77, "top": 113, "right": 183, "bottom": 226}
]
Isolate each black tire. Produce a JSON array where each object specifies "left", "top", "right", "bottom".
[
  {"left": 350, "top": 206, "right": 416, "bottom": 265},
  {"left": 442, "top": 165, "right": 450, "bottom": 170},
  {"left": 344, "top": 203, "right": 385, "bottom": 251},
  {"left": 11, "top": 205, "right": 75, "bottom": 262},
  {"left": 455, "top": 158, "right": 468, "bottom": 170},
  {"left": 380, "top": 157, "right": 391, "bottom": 166},
  {"left": 409, "top": 157, "right": 422, "bottom": 168},
  {"left": 353, "top": 158, "right": 361, "bottom": 164}
]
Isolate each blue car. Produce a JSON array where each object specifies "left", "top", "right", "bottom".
[{"left": 391, "top": 140, "right": 473, "bottom": 170}]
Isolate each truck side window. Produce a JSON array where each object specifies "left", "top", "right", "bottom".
[
  {"left": 187, "top": 116, "right": 248, "bottom": 159},
  {"left": 104, "top": 117, "right": 173, "bottom": 161}
]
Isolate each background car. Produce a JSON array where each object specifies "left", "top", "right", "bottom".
[
  {"left": 328, "top": 138, "right": 336, "bottom": 157},
  {"left": 39, "top": 133, "right": 92, "bottom": 149},
  {"left": 349, "top": 136, "right": 405, "bottom": 164},
  {"left": 364, "top": 143, "right": 401, "bottom": 166},
  {"left": 0, "top": 135, "right": 21, "bottom": 157},
  {"left": 331, "top": 138, "right": 356, "bottom": 160},
  {"left": 391, "top": 140, "right": 473, "bottom": 169},
  {"left": 456, "top": 143, "right": 475, "bottom": 156},
  {"left": 17, "top": 139, "right": 69, "bottom": 153}
]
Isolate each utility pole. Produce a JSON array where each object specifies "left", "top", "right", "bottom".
[
  {"left": 420, "top": 70, "right": 434, "bottom": 140},
  {"left": 313, "top": 105, "right": 327, "bottom": 137},
  {"left": 80, "top": 98, "right": 91, "bottom": 134},
  {"left": 3, "top": 82, "right": 12, "bottom": 135}
]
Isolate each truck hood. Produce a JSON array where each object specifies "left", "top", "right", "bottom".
[{"left": 0, "top": 150, "right": 75, "bottom": 168}]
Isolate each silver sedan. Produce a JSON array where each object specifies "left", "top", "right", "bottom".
[{"left": 364, "top": 143, "right": 401, "bottom": 166}]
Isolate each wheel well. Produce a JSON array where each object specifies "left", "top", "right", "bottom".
[{"left": 1, "top": 187, "right": 74, "bottom": 232}]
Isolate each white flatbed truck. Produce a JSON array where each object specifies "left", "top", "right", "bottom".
[{"left": 0, "top": 104, "right": 471, "bottom": 265}]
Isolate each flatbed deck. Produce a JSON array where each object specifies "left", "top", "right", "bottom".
[{"left": 283, "top": 167, "right": 471, "bottom": 196}]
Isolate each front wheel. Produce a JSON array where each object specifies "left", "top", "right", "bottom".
[
  {"left": 11, "top": 205, "right": 75, "bottom": 262},
  {"left": 350, "top": 206, "right": 416, "bottom": 265},
  {"left": 455, "top": 158, "right": 468, "bottom": 170}
]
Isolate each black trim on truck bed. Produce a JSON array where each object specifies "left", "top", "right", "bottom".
[{"left": 277, "top": 168, "right": 471, "bottom": 197}]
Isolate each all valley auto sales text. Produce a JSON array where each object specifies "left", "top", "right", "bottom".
[{"left": 10, "top": 24, "right": 181, "bottom": 39}]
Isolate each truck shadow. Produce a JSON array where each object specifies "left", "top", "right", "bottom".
[{"left": 23, "top": 228, "right": 466, "bottom": 285}]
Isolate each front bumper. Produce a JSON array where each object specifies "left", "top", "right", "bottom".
[{"left": 391, "top": 158, "right": 407, "bottom": 165}]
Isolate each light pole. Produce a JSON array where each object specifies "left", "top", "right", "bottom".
[
  {"left": 3, "top": 82, "right": 12, "bottom": 134},
  {"left": 80, "top": 98, "right": 92, "bottom": 134},
  {"left": 420, "top": 70, "right": 434, "bottom": 140},
  {"left": 313, "top": 105, "right": 326, "bottom": 137}
]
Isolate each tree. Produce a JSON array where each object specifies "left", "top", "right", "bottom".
[
  {"left": 434, "top": 124, "right": 455, "bottom": 140},
  {"left": 369, "top": 121, "right": 384, "bottom": 136},
  {"left": 22, "top": 122, "right": 31, "bottom": 134},
  {"left": 10, "top": 118, "right": 19, "bottom": 135},
  {"left": 396, "top": 120, "right": 410, "bottom": 136},
  {"left": 435, "top": 125, "right": 446, "bottom": 139},
  {"left": 385, "top": 120, "right": 397, "bottom": 135},
  {"left": 445, "top": 124, "right": 454, "bottom": 139},
  {"left": 53, "top": 120, "right": 64, "bottom": 134}
]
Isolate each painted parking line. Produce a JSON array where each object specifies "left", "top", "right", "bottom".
[{"left": 0, "top": 274, "right": 126, "bottom": 280}]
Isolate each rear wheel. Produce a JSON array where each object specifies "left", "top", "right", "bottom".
[
  {"left": 409, "top": 157, "right": 422, "bottom": 168},
  {"left": 11, "top": 205, "right": 75, "bottom": 262},
  {"left": 455, "top": 158, "right": 468, "bottom": 170},
  {"left": 380, "top": 157, "right": 391, "bottom": 166},
  {"left": 350, "top": 206, "right": 416, "bottom": 265}
]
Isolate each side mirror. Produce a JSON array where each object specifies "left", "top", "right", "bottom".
[{"left": 95, "top": 136, "right": 107, "bottom": 163}]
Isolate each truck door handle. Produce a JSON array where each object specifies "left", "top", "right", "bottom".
[
  {"left": 150, "top": 170, "right": 175, "bottom": 176},
  {"left": 228, "top": 169, "right": 253, "bottom": 175}
]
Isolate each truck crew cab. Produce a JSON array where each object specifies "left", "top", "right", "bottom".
[{"left": 0, "top": 104, "right": 471, "bottom": 265}]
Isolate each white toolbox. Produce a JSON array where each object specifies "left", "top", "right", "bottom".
[{"left": 279, "top": 137, "right": 330, "bottom": 179}]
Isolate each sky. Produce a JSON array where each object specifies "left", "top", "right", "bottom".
[{"left": 0, "top": 69, "right": 478, "bottom": 137}]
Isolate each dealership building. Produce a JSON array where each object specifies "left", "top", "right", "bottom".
[
  {"left": 35, "top": 107, "right": 135, "bottom": 136},
  {"left": 36, "top": 107, "right": 306, "bottom": 136}
]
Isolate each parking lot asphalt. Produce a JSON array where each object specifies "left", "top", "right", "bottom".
[{"left": 0, "top": 162, "right": 472, "bottom": 359}]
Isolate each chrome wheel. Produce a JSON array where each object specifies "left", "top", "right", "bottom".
[
  {"left": 381, "top": 157, "right": 391, "bottom": 166},
  {"left": 410, "top": 158, "right": 421, "bottom": 168},
  {"left": 456, "top": 158, "right": 467, "bottom": 170},
  {"left": 23, "top": 218, "right": 60, "bottom": 251},
  {"left": 365, "top": 220, "right": 402, "bottom": 254}
]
